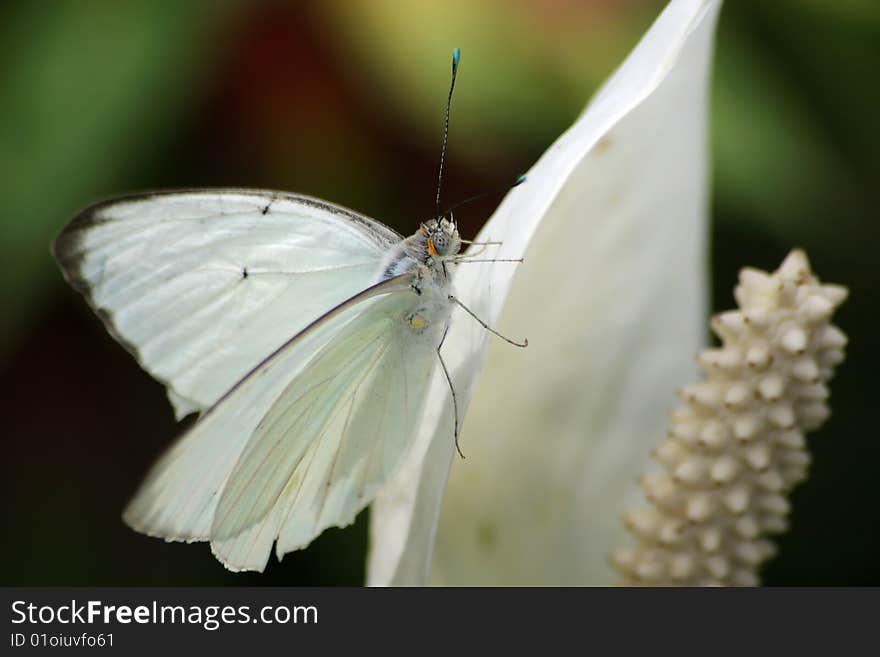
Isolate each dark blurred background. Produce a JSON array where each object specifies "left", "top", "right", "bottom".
[{"left": 1, "top": 0, "right": 877, "bottom": 585}]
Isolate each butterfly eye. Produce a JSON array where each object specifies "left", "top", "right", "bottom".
[{"left": 432, "top": 232, "right": 448, "bottom": 253}]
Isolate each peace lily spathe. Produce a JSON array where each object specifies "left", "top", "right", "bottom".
[{"left": 368, "top": 0, "right": 722, "bottom": 585}]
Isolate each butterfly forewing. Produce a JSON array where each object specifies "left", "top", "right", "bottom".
[{"left": 53, "top": 190, "right": 402, "bottom": 418}]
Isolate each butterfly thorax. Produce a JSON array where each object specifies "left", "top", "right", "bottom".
[{"left": 375, "top": 216, "right": 459, "bottom": 338}]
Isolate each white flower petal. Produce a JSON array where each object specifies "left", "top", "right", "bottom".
[{"left": 368, "top": 0, "right": 722, "bottom": 586}]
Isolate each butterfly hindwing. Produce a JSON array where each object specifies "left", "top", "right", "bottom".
[{"left": 123, "top": 273, "right": 442, "bottom": 572}]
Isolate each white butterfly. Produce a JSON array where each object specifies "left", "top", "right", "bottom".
[{"left": 52, "top": 50, "right": 524, "bottom": 573}]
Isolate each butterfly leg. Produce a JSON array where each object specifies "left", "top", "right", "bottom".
[
  {"left": 448, "top": 295, "right": 528, "bottom": 348},
  {"left": 437, "top": 325, "right": 463, "bottom": 459},
  {"left": 457, "top": 240, "right": 501, "bottom": 258},
  {"left": 451, "top": 256, "right": 523, "bottom": 264}
]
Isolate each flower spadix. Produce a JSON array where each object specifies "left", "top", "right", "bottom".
[
  {"left": 368, "top": 0, "right": 722, "bottom": 585},
  {"left": 613, "top": 250, "right": 848, "bottom": 586}
]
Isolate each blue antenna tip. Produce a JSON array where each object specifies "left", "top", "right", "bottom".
[{"left": 452, "top": 48, "right": 461, "bottom": 69}]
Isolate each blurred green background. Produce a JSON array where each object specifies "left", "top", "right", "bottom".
[{"left": 2, "top": 0, "right": 877, "bottom": 585}]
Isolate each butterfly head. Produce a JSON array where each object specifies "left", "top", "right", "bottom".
[{"left": 422, "top": 214, "right": 461, "bottom": 259}]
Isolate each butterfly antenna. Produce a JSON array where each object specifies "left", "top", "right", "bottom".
[
  {"left": 443, "top": 174, "right": 527, "bottom": 216},
  {"left": 435, "top": 48, "right": 460, "bottom": 222}
]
